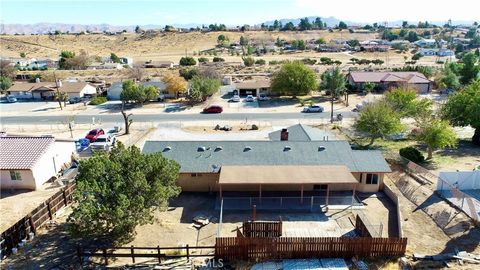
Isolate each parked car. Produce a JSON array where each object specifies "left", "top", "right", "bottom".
[
  {"left": 229, "top": 95, "right": 240, "bottom": 102},
  {"left": 85, "top": 128, "right": 105, "bottom": 142},
  {"left": 258, "top": 94, "right": 269, "bottom": 101},
  {"left": 6, "top": 95, "right": 17, "bottom": 103},
  {"left": 90, "top": 134, "right": 116, "bottom": 151},
  {"left": 354, "top": 100, "right": 371, "bottom": 112},
  {"left": 203, "top": 105, "right": 223, "bottom": 114},
  {"left": 303, "top": 105, "right": 324, "bottom": 113},
  {"left": 69, "top": 97, "right": 82, "bottom": 104},
  {"left": 245, "top": 95, "right": 255, "bottom": 102}
]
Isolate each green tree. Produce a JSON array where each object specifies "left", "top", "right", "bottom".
[
  {"left": 239, "top": 36, "right": 248, "bottom": 46},
  {"left": 338, "top": 21, "right": 348, "bottom": 29},
  {"left": 320, "top": 67, "right": 346, "bottom": 123},
  {"left": 59, "top": 50, "right": 75, "bottom": 69},
  {"left": 459, "top": 52, "right": 480, "bottom": 85},
  {"left": 406, "top": 31, "right": 419, "bottom": 42},
  {"left": 416, "top": 119, "right": 457, "bottom": 159},
  {"left": 217, "top": 34, "right": 229, "bottom": 45},
  {"left": 354, "top": 101, "right": 404, "bottom": 146},
  {"left": 281, "top": 22, "right": 295, "bottom": 31},
  {"left": 179, "top": 68, "right": 199, "bottom": 80},
  {"left": 315, "top": 38, "right": 326, "bottom": 44},
  {"left": 363, "top": 82, "right": 375, "bottom": 93},
  {"left": 187, "top": 76, "right": 221, "bottom": 104},
  {"left": 384, "top": 88, "right": 433, "bottom": 122},
  {"left": 0, "top": 76, "right": 12, "bottom": 93},
  {"left": 179, "top": 57, "right": 197, "bottom": 66},
  {"left": 438, "top": 64, "right": 460, "bottom": 90},
  {"left": 314, "top": 17, "right": 324, "bottom": 29},
  {"left": 242, "top": 56, "right": 255, "bottom": 67},
  {"left": 441, "top": 80, "right": 480, "bottom": 145},
  {"left": 271, "top": 61, "right": 318, "bottom": 97},
  {"left": 69, "top": 143, "right": 180, "bottom": 243},
  {"left": 110, "top": 53, "right": 121, "bottom": 63},
  {"left": 298, "top": 17, "right": 312, "bottom": 31}
]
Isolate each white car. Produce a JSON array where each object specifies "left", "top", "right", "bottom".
[
  {"left": 258, "top": 94, "right": 269, "bottom": 101},
  {"left": 90, "top": 134, "right": 117, "bottom": 151},
  {"left": 303, "top": 105, "right": 324, "bottom": 113},
  {"left": 245, "top": 95, "right": 255, "bottom": 102},
  {"left": 230, "top": 95, "right": 240, "bottom": 102}
]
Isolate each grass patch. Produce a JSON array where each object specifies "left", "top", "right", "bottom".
[{"left": 89, "top": 96, "right": 107, "bottom": 105}]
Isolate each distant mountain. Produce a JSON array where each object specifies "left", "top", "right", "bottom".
[{"left": 1, "top": 18, "right": 477, "bottom": 35}]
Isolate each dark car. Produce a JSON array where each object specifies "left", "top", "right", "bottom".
[
  {"left": 85, "top": 128, "right": 105, "bottom": 142},
  {"left": 69, "top": 97, "right": 82, "bottom": 104},
  {"left": 202, "top": 105, "right": 223, "bottom": 114}
]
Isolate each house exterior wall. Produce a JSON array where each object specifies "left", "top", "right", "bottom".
[
  {"left": 7, "top": 91, "right": 34, "bottom": 99},
  {"left": 176, "top": 171, "right": 385, "bottom": 193},
  {"left": 0, "top": 169, "right": 36, "bottom": 190}
]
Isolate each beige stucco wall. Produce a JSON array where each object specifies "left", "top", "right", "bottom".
[
  {"left": 0, "top": 170, "right": 36, "bottom": 190},
  {"left": 176, "top": 172, "right": 385, "bottom": 193},
  {"left": 353, "top": 172, "right": 385, "bottom": 193}
]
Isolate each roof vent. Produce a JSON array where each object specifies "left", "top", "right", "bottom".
[
  {"left": 283, "top": 146, "right": 292, "bottom": 151},
  {"left": 163, "top": 146, "right": 172, "bottom": 152},
  {"left": 197, "top": 146, "right": 206, "bottom": 152},
  {"left": 244, "top": 146, "right": 252, "bottom": 152},
  {"left": 214, "top": 146, "right": 223, "bottom": 152},
  {"left": 318, "top": 146, "right": 326, "bottom": 152}
]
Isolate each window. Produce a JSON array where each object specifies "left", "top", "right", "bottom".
[
  {"left": 190, "top": 173, "right": 203, "bottom": 177},
  {"left": 9, "top": 171, "right": 22, "bottom": 181},
  {"left": 365, "top": 174, "right": 378, "bottom": 185},
  {"left": 313, "top": 184, "right": 328, "bottom": 190}
]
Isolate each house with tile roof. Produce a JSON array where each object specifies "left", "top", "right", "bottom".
[
  {"left": 142, "top": 125, "right": 391, "bottom": 201},
  {"left": 347, "top": 71, "right": 432, "bottom": 93},
  {"left": 0, "top": 135, "right": 76, "bottom": 190},
  {"left": 6, "top": 81, "right": 96, "bottom": 100}
]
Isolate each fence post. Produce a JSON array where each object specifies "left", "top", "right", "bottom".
[
  {"left": 186, "top": 244, "right": 190, "bottom": 261},
  {"left": 62, "top": 190, "right": 68, "bottom": 206},
  {"left": 46, "top": 201, "right": 52, "bottom": 220},
  {"left": 157, "top": 245, "right": 162, "bottom": 263},
  {"left": 29, "top": 216, "right": 36, "bottom": 234},
  {"left": 131, "top": 245, "right": 135, "bottom": 263},
  {"left": 77, "top": 245, "right": 83, "bottom": 264},
  {"left": 103, "top": 248, "right": 109, "bottom": 265}
]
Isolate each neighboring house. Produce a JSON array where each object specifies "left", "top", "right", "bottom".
[
  {"left": 119, "top": 57, "right": 133, "bottom": 67},
  {"left": 268, "top": 124, "right": 337, "bottom": 141},
  {"left": 6, "top": 81, "right": 97, "bottom": 100},
  {"left": 347, "top": 71, "right": 432, "bottom": 93},
  {"left": 0, "top": 135, "right": 76, "bottom": 190},
  {"left": 107, "top": 81, "right": 167, "bottom": 100},
  {"left": 418, "top": 48, "right": 454, "bottom": 57},
  {"left": 144, "top": 60, "right": 174, "bottom": 68},
  {"left": 87, "top": 62, "right": 124, "bottom": 70},
  {"left": 414, "top": 39, "right": 447, "bottom": 47},
  {"left": 234, "top": 80, "right": 271, "bottom": 97},
  {"left": 360, "top": 44, "right": 390, "bottom": 52},
  {"left": 142, "top": 138, "right": 391, "bottom": 194}
]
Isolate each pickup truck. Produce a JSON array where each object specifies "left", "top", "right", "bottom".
[{"left": 90, "top": 134, "right": 117, "bottom": 151}]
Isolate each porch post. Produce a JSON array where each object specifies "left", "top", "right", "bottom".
[
  {"left": 259, "top": 184, "right": 262, "bottom": 204},
  {"left": 325, "top": 184, "right": 330, "bottom": 211},
  {"left": 351, "top": 184, "right": 357, "bottom": 209},
  {"left": 300, "top": 184, "right": 304, "bottom": 204},
  {"left": 219, "top": 184, "right": 222, "bottom": 199}
]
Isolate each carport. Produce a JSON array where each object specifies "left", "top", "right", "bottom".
[
  {"left": 218, "top": 165, "right": 359, "bottom": 209},
  {"left": 234, "top": 80, "right": 271, "bottom": 97}
]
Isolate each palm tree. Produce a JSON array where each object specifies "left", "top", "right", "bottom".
[{"left": 320, "top": 67, "right": 346, "bottom": 123}]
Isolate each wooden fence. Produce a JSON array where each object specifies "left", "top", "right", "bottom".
[
  {"left": 0, "top": 184, "right": 75, "bottom": 256},
  {"left": 215, "top": 236, "right": 408, "bottom": 261},
  {"left": 243, "top": 221, "right": 282, "bottom": 237},
  {"left": 77, "top": 245, "right": 215, "bottom": 265}
]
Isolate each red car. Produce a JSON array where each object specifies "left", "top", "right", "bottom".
[
  {"left": 203, "top": 105, "right": 223, "bottom": 114},
  {"left": 85, "top": 128, "right": 105, "bottom": 142}
]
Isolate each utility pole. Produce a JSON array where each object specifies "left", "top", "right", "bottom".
[{"left": 53, "top": 72, "right": 63, "bottom": 110}]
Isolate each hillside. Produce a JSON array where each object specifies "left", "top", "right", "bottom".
[{"left": 0, "top": 30, "right": 378, "bottom": 63}]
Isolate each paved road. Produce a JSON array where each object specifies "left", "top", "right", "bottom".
[{"left": 1, "top": 111, "right": 357, "bottom": 124}]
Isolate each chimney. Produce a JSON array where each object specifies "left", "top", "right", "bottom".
[{"left": 280, "top": 128, "right": 289, "bottom": 141}]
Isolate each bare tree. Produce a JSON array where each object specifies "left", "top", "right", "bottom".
[
  {"left": 127, "top": 66, "right": 145, "bottom": 81},
  {"left": 0, "top": 60, "right": 17, "bottom": 78},
  {"left": 121, "top": 102, "right": 133, "bottom": 135}
]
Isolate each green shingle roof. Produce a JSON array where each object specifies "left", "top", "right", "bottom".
[{"left": 142, "top": 140, "right": 391, "bottom": 173}]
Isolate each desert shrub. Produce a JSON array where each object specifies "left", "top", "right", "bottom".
[
  {"left": 89, "top": 96, "right": 107, "bottom": 105},
  {"left": 255, "top": 59, "right": 266, "bottom": 65},
  {"left": 197, "top": 57, "right": 209, "bottom": 63},
  {"left": 213, "top": 57, "right": 225, "bottom": 62},
  {"left": 399, "top": 146, "right": 425, "bottom": 163},
  {"left": 179, "top": 57, "right": 197, "bottom": 66},
  {"left": 251, "top": 124, "right": 259, "bottom": 130}
]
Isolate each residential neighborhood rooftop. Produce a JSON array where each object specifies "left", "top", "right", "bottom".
[
  {"left": 0, "top": 136, "right": 55, "bottom": 170},
  {"left": 142, "top": 140, "right": 392, "bottom": 173},
  {"left": 348, "top": 71, "right": 431, "bottom": 84},
  {"left": 268, "top": 124, "right": 337, "bottom": 141}
]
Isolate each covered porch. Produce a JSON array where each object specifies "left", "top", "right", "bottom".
[{"left": 217, "top": 165, "right": 361, "bottom": 211}]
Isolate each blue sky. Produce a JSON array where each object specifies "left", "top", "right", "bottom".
[{"left": 1, "top": 0, "right": 478, "bottom": 25}]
